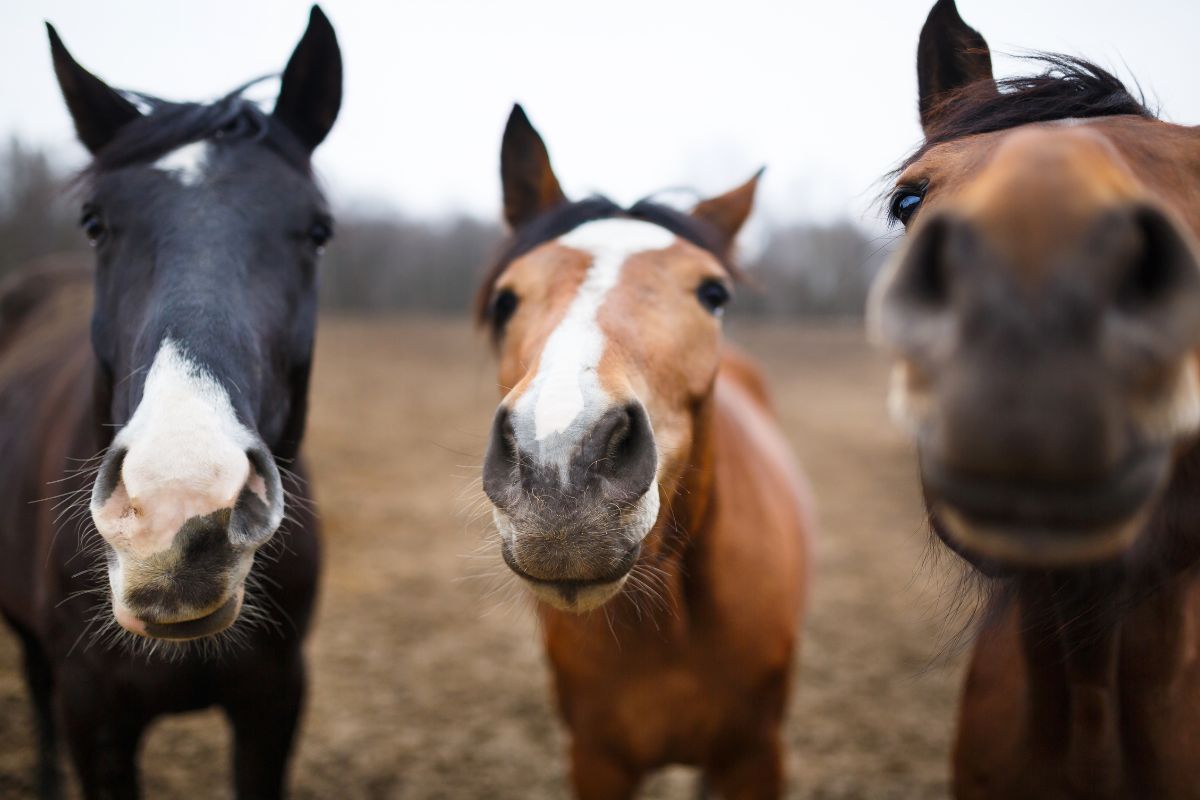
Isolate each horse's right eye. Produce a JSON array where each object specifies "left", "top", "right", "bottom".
[
  {"left": 79, "top": 206, "right": 107, "bottom": 246},
  {"left": 890, "top": 185, "right": 926, "bottom": 227},
  {"left": 490, "top": 289, "right": 519, "bottom": 332}
]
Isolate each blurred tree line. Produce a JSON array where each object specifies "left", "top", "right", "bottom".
[
  {"left": 0, "top": 138, "right": 80, "bottom": 277},
  {"left": 0, "top": 138, "right": 891, "bottom": 317}
]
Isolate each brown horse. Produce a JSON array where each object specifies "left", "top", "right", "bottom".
[
  {"left": 0, "top": 8, "right": 340, "bottom": 798},
  {"left": 476, "top": 105, "right": 813, "bottom": 799},
  {"left": 870, "top": 1, "right": 1200, "bottom": 797}
]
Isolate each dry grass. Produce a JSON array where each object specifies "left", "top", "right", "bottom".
[{"left": 0, "top": 318, "right": 966, "bottom": 799}]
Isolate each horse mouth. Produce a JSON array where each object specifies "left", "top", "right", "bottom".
[
  {"left": 922, "top": 447, "right": 1168, "bottom": 567},
  {"left": 501, "top": 540, "right": 641, "bottom": 613},
  {"left": 114, "top": 585, "right": 245, "bottom": 641}
]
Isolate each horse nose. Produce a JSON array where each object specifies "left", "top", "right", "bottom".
[
  {"left": 876, "top": 204, "right": 1200, "bottom": 356},
  {"left": 483, "top": 402, "right": 656, "bottom": 506},
  {"left": 875, "top": 204, "right": 1200, "bottom": 482},
  {"left": 91, "top": 441, "right": 282, "bottom": 557}
]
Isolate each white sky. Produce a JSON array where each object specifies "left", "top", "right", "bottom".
[{"left": 2, "top": 0, "right": 1197, "bottom": 230}]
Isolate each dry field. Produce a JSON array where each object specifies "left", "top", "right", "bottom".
[{"left": 0, "top": 318, "right": 968, "bottom": 799}]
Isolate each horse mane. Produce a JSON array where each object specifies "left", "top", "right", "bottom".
[
  {"left": 85, "top": 79, "right": 310, "bottom": 177},
  {"left": 474, "top": 195, "right": 743, "bottom": 327},
  {"left": 899, "top": 54, "right": 1153, "bottom": 178}
]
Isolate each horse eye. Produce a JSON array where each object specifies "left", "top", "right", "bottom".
[
  {"left": 79, "top": 206, "right": 107, "bottom": 247},
  {"left": 308, "top": 219, "right": 334, "bottom": 252},
  {"left": 697, "top": 279, "right": 731, "bottom": 316},
  {"left": 490, "top": 288, "right": 519, "bottom": 332},
  {"left": 890, "top": 186, "right": 926, "bottom": 226}
]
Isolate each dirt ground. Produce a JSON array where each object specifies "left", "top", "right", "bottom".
[{"left": 0, "top": 318, "right": 969, "bottom": 799}]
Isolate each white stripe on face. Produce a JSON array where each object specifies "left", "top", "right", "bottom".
[
  {"left": 511, "top": 219, "right": 675, "bottom": 468},
  {"left": 92, "top": 339, "right": 273, "bottom": 557},
  {"left": 153, "top": 141, "right": 209, "bottom": 186}
]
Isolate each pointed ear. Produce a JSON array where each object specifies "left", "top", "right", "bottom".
[
  {"left": 46, "top": 23, "right": 141, "bottom": 154},
  {"left": 917, "top": 0, "right": 995, "bottom": 134},
  {"left": 690, "top": 168, "right": 763, "bottom": 257},
  {"left": 500, "top": 104, "right": 567, "bottom": 230},
  {"left": 273, "top": 6, "right": 343, "bottom": 151}
]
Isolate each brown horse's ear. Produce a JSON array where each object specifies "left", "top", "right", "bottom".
[
  {"left": 690, "top": 168, "right": 763, "bottom": 256},
  {"left": 917, "top": 0, "right": 996, "bottom": 134},
  {"left": 46, "top": 23, "right": 141, "bottom": 154},
  {"left": 274, "top": 6, "right": 343, "bottom": 151},
  {"left": 500, "top": 104, "right": 567, "bottom": 230}
]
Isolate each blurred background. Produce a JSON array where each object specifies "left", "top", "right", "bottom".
[{"left": 1, "top": 2, "right": 1198, "bottom": 798}]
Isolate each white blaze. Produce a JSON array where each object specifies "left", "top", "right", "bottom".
[
  {"left": 93, "top": 339, "right": 265, "bottom": 556},
  {"left": 153, "top": 141, "right": 209, "bottom": 187},
  {"left": 517, "top": 219, "right": 675, "bottom": 446},
  {"left": 495, "top": 219, "right": 670, "bottom": 607}
]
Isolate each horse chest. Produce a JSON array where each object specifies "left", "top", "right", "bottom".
[
  {"left": 548, "top": 623, "right": 778, "bottom": 767},
  {"left": 957, "top": 585, "right": 1200, "bottom": 798}
]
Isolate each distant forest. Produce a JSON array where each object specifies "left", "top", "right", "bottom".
[{"left": 0, "top": 138, "right": 894, "bottom": 318}]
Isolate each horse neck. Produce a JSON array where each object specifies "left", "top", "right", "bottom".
[
  {"left": 1010, "top": 571, "right": 1200, "bottom": 795},
  {"left": 1005, "top": 445, "right": 1200, "bottom": 793}
]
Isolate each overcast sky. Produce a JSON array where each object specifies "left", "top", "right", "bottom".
[{"left": 2, "top": 0, "right": 1197, "bottom": 229}]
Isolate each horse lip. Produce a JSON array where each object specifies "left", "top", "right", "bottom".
[
  {"left": 138, "top": 586, "right": 244, "bottom": 641},
  {"left": 923, "top": 447, "right": 1169, "bottom": 566},
  {"left": 935, "top": 503, "right": 1152, "bottom": 566},
  {"left": 501, "top": 540, "right": 642, "bottom": 589}
]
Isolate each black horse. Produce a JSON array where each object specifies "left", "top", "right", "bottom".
[{"left": 0, "top": 7, "right": 341, "bottom": 798}]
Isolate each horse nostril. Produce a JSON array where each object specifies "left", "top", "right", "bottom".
[
  {"left": 93, "top": 447, "right": 127, "bottom": 506},
  {"left": 872, "top": 214, "right": 962, "bottom": 355},
  {"left": 482, "top": 408, "right": 521, "bottom": 506},
  {"left": 588, "top": 404, "right": 657, "bottom": 502},
  {"left": 244, "top": 447, "right": 275, "bottom": 505},
  {"left": 891, "top": 214, "right": 954, "bottom": 312},
  {"left": 1113, "top": 205, "right": 1200, "bottom": 312}
]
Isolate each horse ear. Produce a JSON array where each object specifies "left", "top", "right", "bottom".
[
  {"left": 500, "top": 104, "right": 568, "bottom": 230},
  {"left": 917, "top": 0, "right": 996, "bottom": 134},
  {"left": 690, "top": 168, "right": 763, "bottom": 256},
  {"left": 273, "top": 6, "right": 343, "bottom": 151},
  {"left": 46, "top": 23, "right": 141, "bottom": 155}
]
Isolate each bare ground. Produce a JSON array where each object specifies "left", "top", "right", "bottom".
[{"left": 0, "top": 318, "right": 967, "bottom": 799}]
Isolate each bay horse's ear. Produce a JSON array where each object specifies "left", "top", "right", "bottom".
[
  {"left": 501, "top": 104, "right": 568, "bottom": 230},
  {"left": 273, "top": 6, "right": 343, "bottom": 151},
  {"left": 917, "top": 0, "right": 996, "bottom": 134},
  {"left": 690, "top": 168, "right": 763, "bottom": 256},
  {"left": 46, "top": 23, "right": 141, "bottom": 155}
]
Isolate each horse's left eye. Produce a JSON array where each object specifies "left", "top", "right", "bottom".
[
  {"left": 890, "top": 186, "right": 926, "bottom": 226},
  {"left": 697, "top": 279, "right": 732, "bottom": 316},
  {"left": 79, "top": 206, "right": 107, "bottom": 246},
  {"left": 490, "top": 288, "right": 519, "bottom": 333},
  {"left": 308, "top": 219, "right": 334, "bottom": 252}
]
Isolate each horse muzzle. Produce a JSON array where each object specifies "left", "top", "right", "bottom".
[
  {"left": 102, "top": 504, "right": 264, "bottom": 640},
  {"left": 923, "top": 445, "right": 1169, "bottom": 568}
]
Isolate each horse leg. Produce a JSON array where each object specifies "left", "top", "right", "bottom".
[
  {"left": 224, "top": 653, "right": 305, "bottom": 800},
  {"left": 569, "top": 739, "right": 640, "bottom": 800},
  {"left": 57, "top": 668, "right": 145, "bottom": 800},
  {"left": 704, "top": 733, "right": 784, "bottom": 800},
  {"left": 3, "top": 616, "right": 62, "bottom": 800}
]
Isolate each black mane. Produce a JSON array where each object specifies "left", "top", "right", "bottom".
[
  {"left": 475, "top": 195, "right": 740, "bottom": 324},
  {"left": 903, "top": 54, "right": 1153, "bottom": 172},
  {"left": 86, "top": 81, "right": 309, "bottom": 177}
]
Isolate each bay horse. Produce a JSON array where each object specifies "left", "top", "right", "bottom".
[
  {"left": 477, "top": 105, "right": 813, "bottom": 799},
  {"left": 869, "top": 1, "right": 1200, "bottom": 797},
  {"left": 0, "top": 7, "right": 340, "bottom": 798}
]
